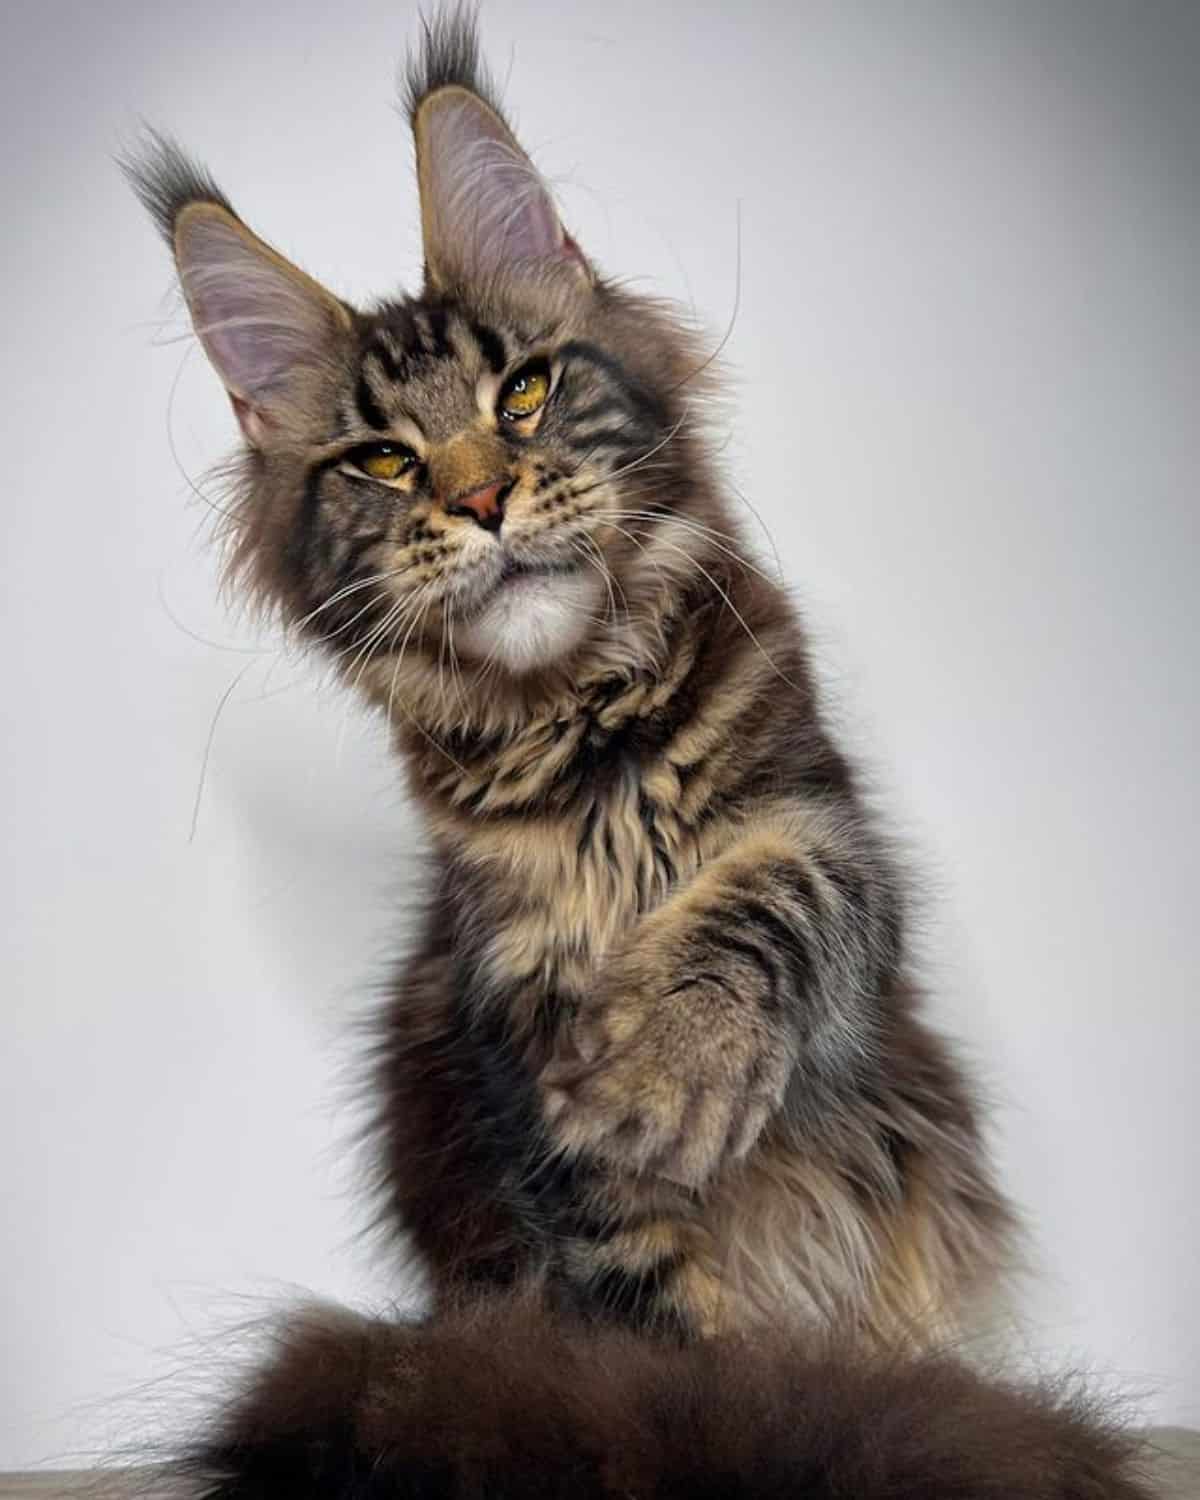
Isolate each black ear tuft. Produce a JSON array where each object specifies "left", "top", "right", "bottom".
[
  {"left": 402, "top": 3, "right": 503, "bottom": 123},
  {"left": 119, "top": 127, "right": 235, "bottom": 246},
  {"left": 406, "top": 6, "right": 589, "bottom": 290}
]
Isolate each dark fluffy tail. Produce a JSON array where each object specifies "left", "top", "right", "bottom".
[{"left": 178, "top": 1296, "right": 1152, "bottom": 1500}]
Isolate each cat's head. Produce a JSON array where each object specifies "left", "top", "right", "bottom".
[{"left": 127, "top": 12, "right": 723, "bottom": 703}]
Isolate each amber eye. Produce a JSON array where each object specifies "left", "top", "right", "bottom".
[
  {"left": 348, "top": 443, "right": 417, "bottom": 482},
  {"left": 498, "top": 360, "right": 551, "bottom": 422}
]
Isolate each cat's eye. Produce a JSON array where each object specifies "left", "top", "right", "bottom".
[
  {"left": 498, "top": 361, "right": 550, "bottom": 422},
  {"left": 347, "top": 443, "right": 418, "bottom": 482}
]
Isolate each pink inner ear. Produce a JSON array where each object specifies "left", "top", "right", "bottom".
[
  {"left": 230, "top": 392, "right": 272, "bottom": 446},
  {"left": 177, "top": 211, "right": 336, "bottom": 410},
  {"left": 421, "top": 91, "right": 579, "bottom": 278}
]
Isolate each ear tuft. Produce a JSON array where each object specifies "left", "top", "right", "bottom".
[
  {"left": 119, "top": 128, "right": 236, "bottom": 247},
  {"left": 405, "top": 9, "right": 589, "bottom": 291},
  {"left": 125, "top": 136, "right": 351, "bottom": 449},
  {"left": 172, "top": 203, "right": 351, "bottom": 443},
  {"left": 402, "top": 3, "right": 501, "bottom": 124}
]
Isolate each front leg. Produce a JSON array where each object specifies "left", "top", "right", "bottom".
[{"left": 542, "top": 801, "right": 901, "bottom": 1190}]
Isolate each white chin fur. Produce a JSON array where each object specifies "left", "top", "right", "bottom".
[{"left": 455, "top": 568, "right": 603, "bottom": 675}]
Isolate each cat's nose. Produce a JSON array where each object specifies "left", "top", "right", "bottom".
[{"left": 444, "top": 477, "right": 508, "bottom": 534}]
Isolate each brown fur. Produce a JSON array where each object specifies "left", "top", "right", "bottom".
[
  {"left": 124, "top": 7, "right": 1019, "bottom": 1347},
  {"left": 117, "top": 14, "right": 1161, "bottom": 1494},
  {"left": 177, "top": 1295, "right": 1155, "bottom": 1500}
]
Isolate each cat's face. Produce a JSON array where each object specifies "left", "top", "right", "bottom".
[
  {"left": 131, "top": 59, "right": 713, "bottom": 693},
  {"left": 274, "top": 272, "right": 676, "bottom": 679}
]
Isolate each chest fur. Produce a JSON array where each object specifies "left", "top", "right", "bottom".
[{"left": 440, "top": 767, "right": 701, "bottom": 998}]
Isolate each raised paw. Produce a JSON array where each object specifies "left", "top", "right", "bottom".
[{"left": 540, "top": 974, "right": 792, "bottom": 1190}]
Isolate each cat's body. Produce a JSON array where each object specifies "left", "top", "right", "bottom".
[
  {"left": 124, "top": 13, "right": 1152, "bottom": 1497},
  {"left": 374, "top": 550, "right": 1009, "bottom": 1340}
]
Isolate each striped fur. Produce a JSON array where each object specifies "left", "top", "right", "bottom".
[{"left": 127, "top": 10, "right": 1016, "bottom": 1345}]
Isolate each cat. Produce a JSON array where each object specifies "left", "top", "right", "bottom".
[
  {"left": 128, "top": 7, "right": 1011, "bottom": 1348},
  {"left": 123, "top": 10, "right": 1153, "bottom": 1497}
]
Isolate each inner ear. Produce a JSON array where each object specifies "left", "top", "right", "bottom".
[
  {"left": 414, "top": 85, "right": 589, "bottom": 291},
  {"left": 174, "top": 202, "right": 351, "bottom": 446}
]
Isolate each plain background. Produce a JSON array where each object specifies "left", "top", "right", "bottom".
[{"left": 2, "top": 0, "right": 1197, "bottom": 1467}]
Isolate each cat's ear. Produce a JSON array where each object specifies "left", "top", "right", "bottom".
[
  {"left": 170, "top": 204, "right": 353, "bottom": 446},
  {"left": 412, "top": 86, "right": 590, "bottom": 292},
  {"left": 123, "top": 134, "right": 352, "bottom": 448}
]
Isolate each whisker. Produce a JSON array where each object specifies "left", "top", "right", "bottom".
[
  {"left": 576, "top": 532, "right": 631, "bottom": 623},
  {"left": 437, "top": 607, "right": 449, "bottom": 706},
  {"left": 568, "top": 538, "right": 617, "bottom": 623},
  {"left": 385, "top": 591, "right": 469, "bottom": 775},
  {"left": 333, "top": 589, "right": 428, "bottom": 764},
  {"left": 155, "top": 571, "right": 273, "bottom": 656},
  {"left": 666, "top": 199, "right": 742, "bottom": 397},
  {"left": 384, "top": 586, "right": 434, "bottom": 733},
  {"left": 549, "top": 204, "right": 738, "bottom": 484},
  {"left": 726, "top": 479, "right": 785, "bottom": 584},
  {"left": 290, "top": 564, "right": 414, "bottom": 640},
  {"left": 348, "top": 588, "right": 431, "bottom": 690},
  {"left": 444, "top": 606, "right": 469, "bottom": 716},
  {"left": 317, "top": 592, "right": 412, "bottom": 669},
  {"left": 601, "top": 519, "right": 799, "bottom": 690},
  {"left": 605, "top": 509, "right": 779, "bottom": 587},
  {"left": 165, "top": 341, "right": 240, "bottom": 525},
  {"left": 187, "top": 657, "right": 259, "bottom": 843},
  {"left": 567, "top": 405, "right": 694, "bottom": 497}
]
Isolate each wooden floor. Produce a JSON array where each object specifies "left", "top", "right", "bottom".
[
  {"left": 1146, "top": 1430, "right": 1200, "bottom": 1496},
  {"left": 1, "top": 1430, "right": 1197, "bottom": 1498}
]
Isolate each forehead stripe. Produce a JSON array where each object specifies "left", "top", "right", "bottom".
[
  {"left": 355, "top": 372, "right": 390, "bottom": 431},
  {"left": 285, "top": 455, "right": 341, "bottom": 585},
  {"left": 368, "top": 338, "right": 407, "bottom": 382},
  {"left": 469, "top": 320, "right": 507, "bottom": 373},
  {"left": 422, "top": 305, "right": 452, "bottom": 359}
]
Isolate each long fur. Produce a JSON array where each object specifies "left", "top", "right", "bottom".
[
  {"left": 402, "top": 3, "right": 502, "bottom": 124},
  {"left": 122, "top": 10, "right": 1152, "bottom": 1497},
  {"left": 177, "top": 1296, "right": 1154, "bottom": 1500},
  {"left": 120, "top": 129, "right": 235, "bottom": 245}
]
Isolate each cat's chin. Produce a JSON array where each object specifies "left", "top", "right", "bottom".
[{"left": 453, "top": 565, "right": 604, "bottom": 675}]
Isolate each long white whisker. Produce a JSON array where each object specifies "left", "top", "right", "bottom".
[
  {"left": 384, "top": 586, "right": 434, "bottom": 733},
  {"left": 187, "top": 658, "right": 259, "bottom": 843},
  {"left": 666, "top": 199, "right": 742, "bottom": 396},
  {"left": 165, "top": 341, "right": 241, "bottom": 526},
  {"left": 290, "top": 564, "right": 414, "bottom": 640},
  {"left": 601, "top": 519, "right": 798, "bottom": 689},
  {"left": 568, "top": 405, "right": 694, "bottom": 496},
  {"left": 570, "top": 534, "right": 627, "bottom": 624},
  {"left": 725, "top": 480, "right": 785, "bottom": 583},
  {"left": 333, "top": 590, "right": 429, "bottom": 762},
  {"left": 385, "top": 591, "right": 469, "bottom": 775},
  {"left": 605, "top": 509, "right": 779, "bottom": 587},
  {"left": 156, "top": 571, "right": 273, "bottom": 656},
  {"left": 444, "top": 607, "right": 468, "bottom": 715},
  {"left": 568, "top": 538, "right": 616, "bottom": 623}
]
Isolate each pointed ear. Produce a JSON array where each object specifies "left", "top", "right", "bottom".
[
  {"left": 414, "top": 86, "right": 590, "bottom": 292},
  {"left": 123, "top": 131, "right": 352, "bottom": 447},
  {"left": 170, "top": 202, "right": 352, "bottom": 447}
]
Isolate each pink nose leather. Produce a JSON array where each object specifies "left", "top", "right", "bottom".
[{"left": 445, "top": 478, "right": 507, "bottom": 533}]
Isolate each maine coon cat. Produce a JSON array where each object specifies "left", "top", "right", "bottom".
[{"left": 123, "top": 12, "right": 1153, "bottom": 1497}]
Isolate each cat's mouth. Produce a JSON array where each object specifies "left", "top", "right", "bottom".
[
  {"left": 455, "top": 551, "right": 581, "bottom": 619},
  {"left": 497, "top": 555, "right": 579, "bottom": 587},
  {"left": 451, "top": 548, "right": 603, "bottom": 672}
]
